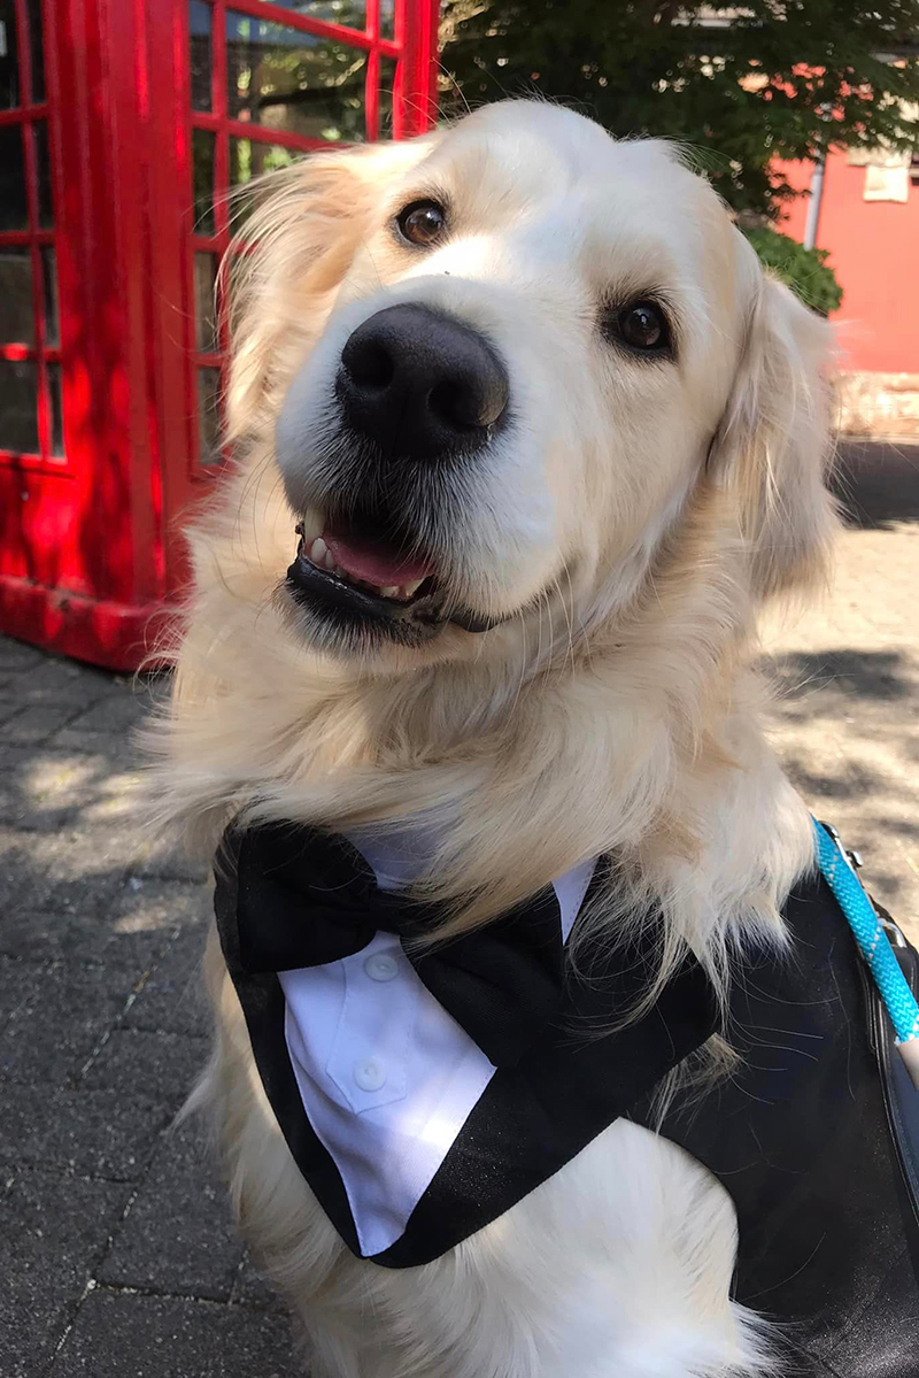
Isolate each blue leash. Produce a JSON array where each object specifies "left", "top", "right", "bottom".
[{"left": 813, "top": 817, "right": 919, "bottom": 1086}]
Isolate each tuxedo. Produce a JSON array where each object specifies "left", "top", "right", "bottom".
[{"left": 214, "top": 819, "right": 919, "bottom": 1373}]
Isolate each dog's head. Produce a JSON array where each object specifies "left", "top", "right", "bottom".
[{"left": 222, "top": 101, "right": 834, "bottom": 662}]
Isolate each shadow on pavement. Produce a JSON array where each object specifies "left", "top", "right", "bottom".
[{"left": 833, "top": 439, "right": 919, "bottom": 531}]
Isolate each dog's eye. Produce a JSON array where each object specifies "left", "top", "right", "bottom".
[
  {"left": 396, "top": 200, "right": 447, "bottom": 248},
  {"left": 617, "top": 302, "right": 670, "bottom": 351},
  {"left": 603, "top": 300, "right": 673, "bottom": 357}
]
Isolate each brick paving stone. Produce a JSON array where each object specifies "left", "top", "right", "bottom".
[
  {"left": 0, "top": 898, "right": 179, "bottom": 971},
  {"left": 0, "top": 962, "right": 131, "bottom": 1085},
  {"left": 0, "top": 1083, "right": 171, "bottom": 1181},
  {"left": 0, "top": 1171, "right": 131, "bottom": 1378},
  {"left": 0, "top": 955, "right": 45, "bottom": 1029},
  {"left": 104, "top": 878, "right": 207, "bottom": 961},
  {"left": 125, "top": 924, "right": 211, "bottom": 1039},
  {"left": 82, "top": 1028, "right": 208, "bottom": 1112},
  {"left": 4, "top": 703, "right": 84, "bottom": 746},
  {"left": 98, "top": 1119, "right": 243, "bottom": 1302},
  {"left": 0, "top": 826, "right": 133, "bottom": 917},
  {"left": 50, "top": 1290, "right": 301, "bottom": 1378},
  {"left": 0, "top": 746, "right": 135, "bottom": 832},
  {"left": 66, "top": 691, "right": 153, "bottom": 734},
  {"left": 230, "top": 1253, "right": 285, "bottom": 1311},
  {"left": 0, "top": 655, "right": 100, "bottom": 705},
  {"left": 0, "top": 638, "right": 46, "bottom": 672},
  {"left": 0, "top": 700, "right": 26, "bottom": 729}
]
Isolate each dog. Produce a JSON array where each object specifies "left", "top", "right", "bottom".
[{"left": 151, "top": 101, "right": 919, "bottom": 1377}]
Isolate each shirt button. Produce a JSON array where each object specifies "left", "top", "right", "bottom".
[
  {"left": 353, "top": 1057, "right": 386, "bottom": 1092},
  {"left": 364, "top": 953, "right": 399, "bottom": 982}
]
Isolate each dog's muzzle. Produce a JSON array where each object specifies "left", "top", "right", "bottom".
[{"left": 277, "top": 304, "right": 514, "bottom": 648}]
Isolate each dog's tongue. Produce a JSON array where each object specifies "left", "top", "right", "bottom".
[{"left": 323, "top": 530, "right": 433, "bottom": 587}]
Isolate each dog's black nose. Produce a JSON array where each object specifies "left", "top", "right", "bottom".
[{"left": 337, "top": 304, "right": 509, "bottom": 461}]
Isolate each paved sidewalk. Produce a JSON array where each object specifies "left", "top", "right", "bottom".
[
  {"left": 0, "top": 439, "right": 916, "bottom": 1374},
  {"left": 0, "top": 655, "right": 299, "bottom": 1375},
  {"left": 762, "top": 440, "right": 919, "bottom": 927}
]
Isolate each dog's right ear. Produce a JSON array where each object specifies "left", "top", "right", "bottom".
[{"left": 224, "top": 137, "right": 437, "bottom": 440}]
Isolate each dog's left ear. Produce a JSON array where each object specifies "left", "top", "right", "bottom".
[{"left": 708, "top": 244, "right": 838, "bottom": 600}]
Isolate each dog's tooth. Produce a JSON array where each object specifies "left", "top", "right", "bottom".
[
  {"left": 324, "top": 551, "right": 336, "bottom": 570},
  {"left": 402, "top": 578, "right": 423, "bottom": 598},
  {"left": 379, "top": 586, "right": 398, "bottom": 599},
  {"left": 309, "top": 538, "right": 327, "bottom": 565},
  {"left": 333, "top": 564, "right": 345, "bottom": 577}
]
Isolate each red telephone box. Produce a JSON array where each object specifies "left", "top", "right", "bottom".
[{"left": 0, "top": 0, "right": 439, "bottom": 669}]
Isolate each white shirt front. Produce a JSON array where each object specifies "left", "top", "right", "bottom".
[{"left": 278, "top": 830, "right": 597, "bottom": 1258}]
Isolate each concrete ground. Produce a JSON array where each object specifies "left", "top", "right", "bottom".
[
  {"left": 762, "top": 439, "right": 919, "bottom": 926},
  {"left": 0, "top": 439, "right": 916, "bottom": 1375}
]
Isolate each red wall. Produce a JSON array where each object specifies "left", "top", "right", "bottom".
[{"left": 777, "top": 153, "right": 919, "bottom": 374}]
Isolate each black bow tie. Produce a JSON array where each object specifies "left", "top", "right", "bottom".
[{"left": 214, "top": 821, "right": 583, "bottom": 1069}]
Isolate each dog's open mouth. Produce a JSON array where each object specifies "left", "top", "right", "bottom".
[
  {"left": 286, "top": 515, "right": 502, "bottom": 643},
  {"left": 294, "top": 520, "right": 438, "bottom": 607}
]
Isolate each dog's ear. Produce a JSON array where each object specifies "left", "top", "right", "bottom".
[
  {"left": 708, "top": 247, "right": 837, "bottom": 601},
  {"left": 223, "top": 137, "right": 437, "bottom": 440}
]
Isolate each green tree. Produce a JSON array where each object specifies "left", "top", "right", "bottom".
[
  {"left": 438, "top": 1, "right": 919, "bottom": 217},
  {"left": 741, "top": 227, "right": 843, "bottom": 313}
]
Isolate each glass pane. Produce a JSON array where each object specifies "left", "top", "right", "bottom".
[
  {"left": 197, "top": 367, "right": 222, "bottom": 465},
  {"left": 379, "top": 0, "right": 394, "bottom": 40},
  {"left": 379, "top": 56, "right": 397, "bottom": 138},
  {"left": 192, "top": 126, "right": 216, "bottom": 233},
  {"left": 0, "top": 124, "right": 27, "bottom": 229},
  {"left": 189, "top": 0, "right": 212, "bottom": 112},
  {"left": 194, "top": 252, "right": 218, "bottom": 353},
  {"left": 252, "top": 1, "right": 365, "bottom": 23},
  {"left": 40, "top": 244, "right": 57, "bottom": 346},
  {"left": 0, "top": 0, "right": 21, "bottom": 108},
  {"left": 0, "top": 248, "right": 34, "bottom": 345},
  {"left": 226, "top": 10, "right": 366, "bottom": 143},
  {"left": 228, "top": 137, "right": 300, "bottom": 224},
  {"left": 0, "top": 359, "right": 39, "bottom": 454},
  {"left": 34, "top": 120, "right": 52, "bottom": 226},
  {"left": 27, "top": 0, "right": 44, "bottom": 103},
  {"left": 47, "top": 361, "right": 63, "bottom": 455}
]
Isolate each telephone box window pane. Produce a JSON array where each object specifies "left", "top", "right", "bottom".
[
  {"left": 189, "top": 0, "right": 213, "bottom": 112},
  {"left": 194, "top": 252, "right": 219, "bottom": 353},
  {"left": 0, "top": 359, "right": 39, "bottom": 454},
  {"left": 253, "top": 1, "right": 365, "bottom": 24},
  {"left": 40, "top": 245, "right": 58, "bottom": 346},
  {"left": 228, "top": 136, "right": 300, "bottom": 222},
  {"left": 379, "top": 0, "right": 394, "bottom": 40},
  {"left": 34, "top": 121, "right": 53, "bottom": 226},
  {"left": 27, "top": 0, "right": 45, "bottom": 103},
  {"left": 198, "top": 367, "right": 222, "bottom": 464},
  {"left": 379, "top": 56, "right": 397, "bottom": 137},
  {"left": 0, "top": 2, "right": 21, "bottom": 109},
  {"left": 0, "top": 248, "right": 34, "bottom": 345},
  {"left": 229, "top": 136, "right": 299, "bottom": 185},
  {"left": 192, "top": 127, "right": 216, "bottom": 233},
  {"left": 226, "top": 11, "right": 366, "bottom": 143},
  {"left": 0, "top": 125, "right": 28, "bottom": 229},
  {"left": 48, "top": 361, "right": 64, "bottom": 455}
]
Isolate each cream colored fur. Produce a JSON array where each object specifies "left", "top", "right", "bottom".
[{"left": 151, "top": 101, "right": 837, "bottom": 1375}]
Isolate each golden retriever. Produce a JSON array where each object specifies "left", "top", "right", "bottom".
[{"left": 153, "top": 100, "right": 838, "bottom": 1377}]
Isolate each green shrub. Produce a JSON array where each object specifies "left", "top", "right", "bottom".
[{"left": 742, "top": 227, "right": 843, "bottom": 316}]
